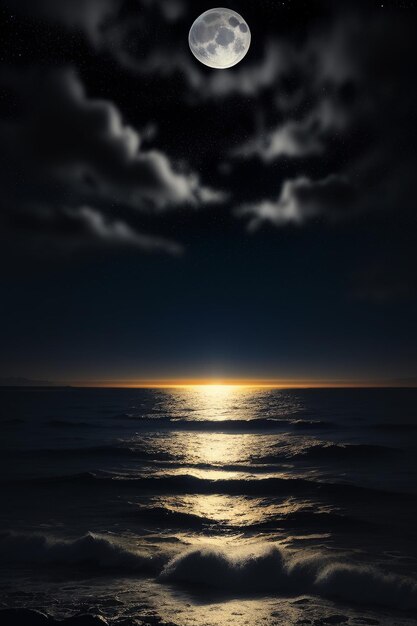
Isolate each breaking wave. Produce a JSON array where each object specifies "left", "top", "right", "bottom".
[
  {"left": 160, "top": 545, "right": 417, "bottom": 609},
  {"left": 0, "top": 531, "right": 160, "bottom": 573},
  {"left": 2, "top": 532, "right": 416, "bottom": 609}
]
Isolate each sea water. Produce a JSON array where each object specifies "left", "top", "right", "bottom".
[{"left": 1, "top": 387, "right": 417, "bottom": 625}]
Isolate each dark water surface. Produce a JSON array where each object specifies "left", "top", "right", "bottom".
[{"left": 1, "top": 387, "right": 417, "bottom": 625}]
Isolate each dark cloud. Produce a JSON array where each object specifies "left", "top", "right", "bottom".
[
  {"left": 232, "top": 117, "right": 325, "bottom": 162},
  {"left": 1, "top": 1, "right": 417, "bottom": 253},
  {"left": 140, "top": 0, "right": 185, "bottom": 23},
  {"left": 5, "top": 0, "right": 185, "bottom": 43},
  {"left": 112, "top": 38, "right": 288, "bottom": 101},
  {"left": 3, "top": 68, "right": 221, "bottom": 208},
  {"left": 0, "top": 67, "right": 223, "bottom": 253},
  {"left": 4, "top": 0, "right": 187, "bottom": 91},
  {"left": 230, "top": 9, "right": 417, "bottom": 233},
  {"left": 9, "top": 205, "right": 183, "bottom": 256},
  {"left": 6, "top": 0, "right": 122, "bottom": 44},
  {"left": 6, "top": 0, "right": 286, "bottom": 101},
  {"left": 237, "top": 175, "right": 355, "bottom": 230}
]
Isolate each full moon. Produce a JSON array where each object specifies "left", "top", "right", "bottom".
[{"left": 189, "top": 8, "right": 251, "bottom": 69}]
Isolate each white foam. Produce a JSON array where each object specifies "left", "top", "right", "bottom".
[
  {"left": 160, "top": 545, "right": 417, "bottom": 609},
  {"left": 2, "top": 533, "right": 416, "bottom": 609}
]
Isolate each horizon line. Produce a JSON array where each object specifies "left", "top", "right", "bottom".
[
  {"left": 2, "top": 377, "right": 417, "bottom": 389},
  {"left": 62, "top": 377, "right": 417, "bottom": 389}
]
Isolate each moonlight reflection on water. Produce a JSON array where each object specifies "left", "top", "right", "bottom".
[{"left": 2, "top": 387, "right": 417, "bottom": 625}]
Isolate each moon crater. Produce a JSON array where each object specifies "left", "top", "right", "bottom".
[
  {"left": 216, "top": 27, "right": 235, "bottom": 47},
  {"left": 189, "top": 8, "right": 251, "bottom": 69}
]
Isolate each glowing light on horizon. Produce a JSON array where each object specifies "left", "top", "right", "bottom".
[
  {"left": 174, "top": 382, "right": 252, "bottom": 421},
  {"left": 190, "top": 383, "right": 243, "bottom": 394},
  {"left": 74, "top": 377, "right": 394, "bottom": 389}
]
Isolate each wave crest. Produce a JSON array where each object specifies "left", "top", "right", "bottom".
[
  {"left": 0, "top": 531, "right": 159, "bottom": 573},
  {"left": 2, "top": 532, "right": 416, "bottom": 609},
  {"left": 160, "top": 545, "right": 417, "bottom": 609}
]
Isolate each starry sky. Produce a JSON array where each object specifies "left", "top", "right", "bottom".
[{"left": 0, "top": 0, "right": 416, "bottom": 385}]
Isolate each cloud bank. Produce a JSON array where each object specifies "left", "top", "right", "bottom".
[
  {"left": 0, "top": 67, "right": 223, "bottom": 253},
  {"left": 237, "top": 175, "right": 355, "bottom": 230}
]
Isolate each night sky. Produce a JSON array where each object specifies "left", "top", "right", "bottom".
[{"left": 1, "top": 0, "right": 416, "bottom": 385}]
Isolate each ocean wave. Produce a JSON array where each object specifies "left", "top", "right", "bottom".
[
  {"left": 2, "top": 442, "right": 399, "bottom": 467},
  {"left": 0, "top": 531, "right": 160, "bottom": 573},
  {"left": 4, "top": 445, "right": 170, "bottom": 461},
  {"left": 110, "top": 416, "right": 336, "bottom": 432},
  {"left": 1, "top": 532, "right": 416, "bottom": 609},
  {"left": 44, "top": 419, "right": 100, "bottom": 429},
  {"left": 290, "top": 419, "right": 336, "bottom": 430},
  {"left": 253, "top": 511, "right": 375, "bottom": 532},
  {"left": 128, "top": 505, "right": 210, "bottom": 529},
  {"left": 9, "top": 472, "right": 414, "bottom": 502},
  {"left": 160, "top": 545, "right": 417, "bottom": 609},
  {"left": 280, "top": 443, "right": 399, "bottom": 463},
  {"left": 372, "top": 423, "right": 417, "bottom": 433},
  {"left": 128, "top": 505, "right": 373, "bottom": 533}
]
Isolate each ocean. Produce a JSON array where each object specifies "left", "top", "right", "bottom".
[{"left": 1, "top": 386, "right": 417, "bottom": 626}]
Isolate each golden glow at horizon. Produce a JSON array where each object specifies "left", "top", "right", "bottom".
[
  {"left": 118, "top": 382, "right": 303, "bottom": 389},
  {"left": 174, "top": 383, "right": 254, "bottom": 421},
  {"left": 76, "top": 378, "right": 391, "bottom": 388},
  {"left": 186, "top": 383, "right": 240, "bottom": 396}
]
